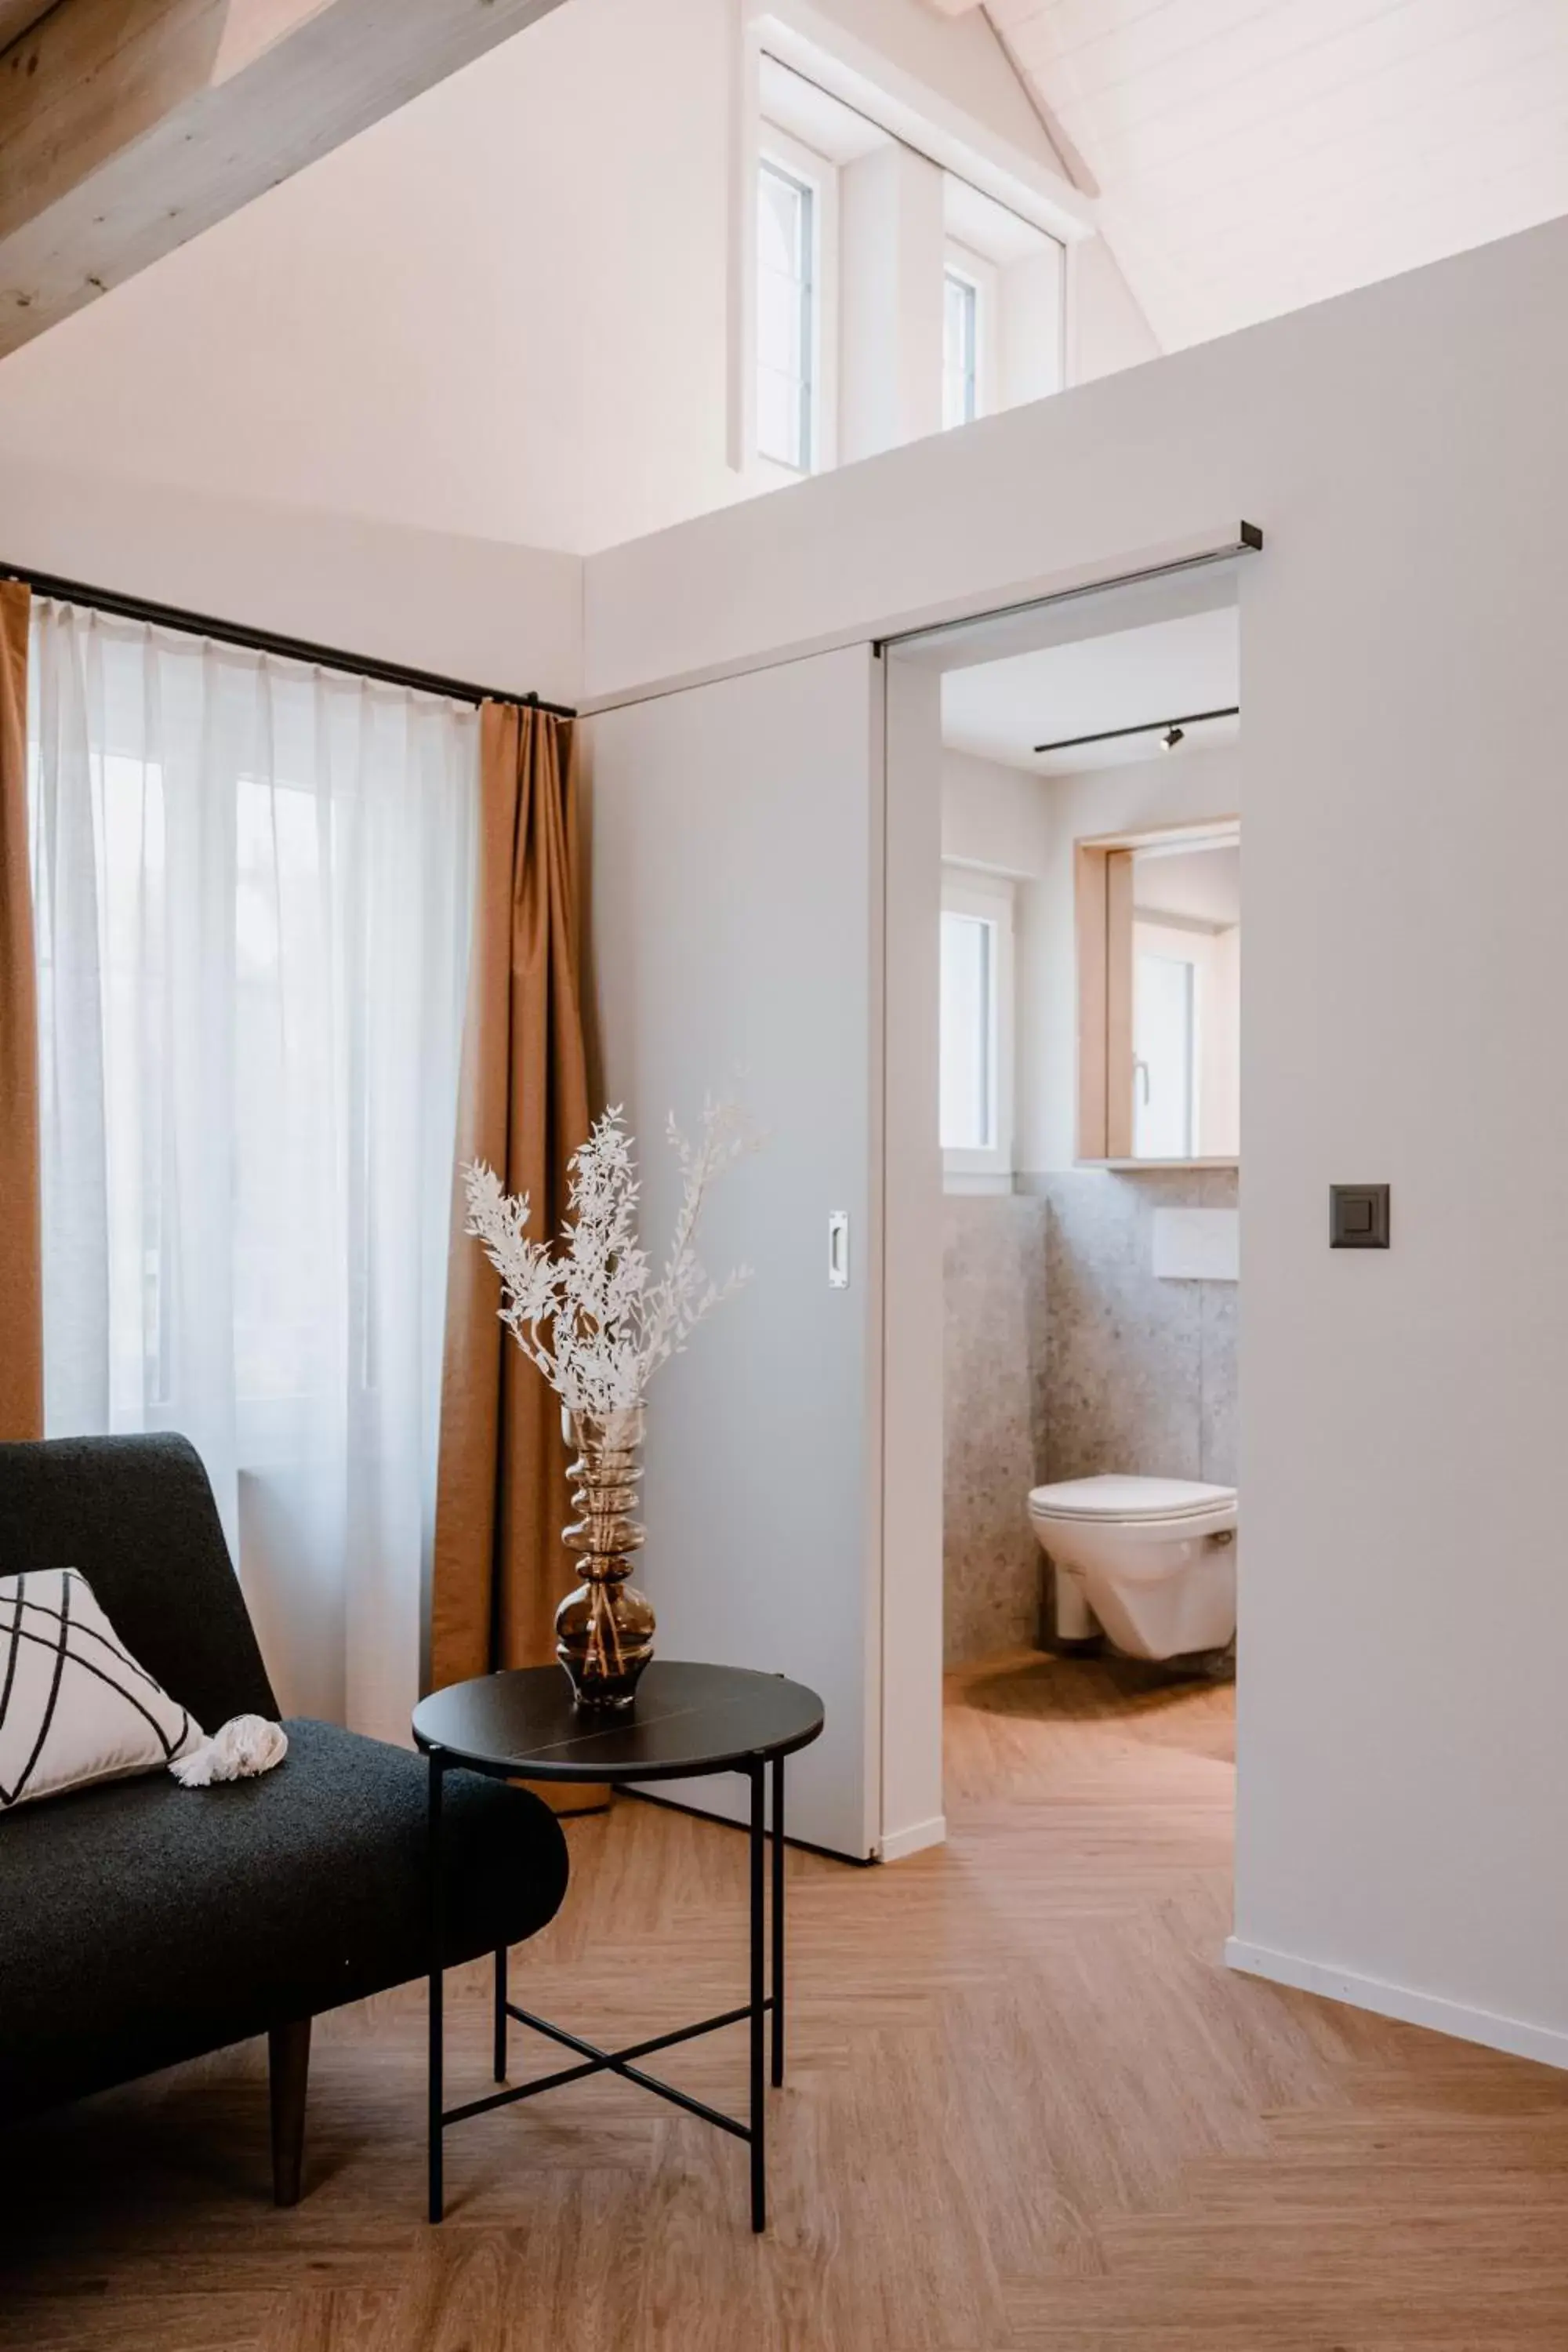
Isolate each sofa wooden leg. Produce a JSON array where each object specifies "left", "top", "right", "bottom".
[{"left": 268, "top": 2018, "right": 311, "bottom": 2207}]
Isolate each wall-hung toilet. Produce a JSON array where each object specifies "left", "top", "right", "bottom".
[{"left": 1027, "top": 1475, "right": 1238, "bottom": 1661}]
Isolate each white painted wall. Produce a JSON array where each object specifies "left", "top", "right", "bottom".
[
  {"left": 0, "top": 445, "right": 583, "bottom": 691},
  {"left": 0, "top": 0, "right": 689, "bottom": 555},
  {"left": 0, "top": 457, "right": 583, "bottom": 702},
  {"left": 0, "top": 0, "right": 1120, "bottom": 560},
  {"left": 1003, "top": 245, "right": 1070, "bottom": 410},
  {"left": 940, "top": 746, "right": 1052, "bottom": 878},
  {"left": 840, "top": 144, "right": 946, "bottom": 463},
  {"left": 809, "top": 0, "right": 1069, "bottom": 163},
  {"left": 581, "top": 211, "right": 1568, "bottom": 2069},
  {"left": 1069, "top": 236, "right": 1162, "bottom": 385}
]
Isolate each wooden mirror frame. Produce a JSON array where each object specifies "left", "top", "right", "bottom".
[{"left": 1074, "top": 818, "right": 1240, "bottom": 1168}]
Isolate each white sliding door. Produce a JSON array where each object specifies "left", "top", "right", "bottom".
[{"left": 585, "top": 646, "right": 882, "bottom": 1859}]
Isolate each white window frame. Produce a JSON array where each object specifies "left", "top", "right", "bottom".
[
  {"left": 941, "top": 868, "right": 1014, "bottom": 1192},
  {"left": 942, "top": 265, "right": 978, "bottom": 430},
  {"left": 756, "top": 121, "right": 839, "bottom": 480},
  {"left": 1074, "top": 818, "right": 1240, "bottom": 1168},
  {"left": 734, "top": 14, "right": 1089, "bottom": 471},
  {"left": 942, "top": 241, "right": 997, "bottom": 426}
]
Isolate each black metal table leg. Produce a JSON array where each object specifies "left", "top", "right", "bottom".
[
  {"left": 749, "top": 1756, "right": 766, "bottom": 2233},
  {"left": 414, "top": 1663, "right": 824, "bottom": 2239},
  {"left": 427, "top": 1750, "right": 445, "bottom": 2225},
  {"left": 771, "top": 1754, "right": 785, "bottom": 2089},
  {"left": 427, "top": 1749, "right": 785, "bottom": 2234},
  {"left": 494, "top": 1945, "right": 508, "bottom": 2083}
]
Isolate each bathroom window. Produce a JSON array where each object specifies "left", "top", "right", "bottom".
[{"left": 941, "top": 870, "right": 1014, "bottom": 1188}]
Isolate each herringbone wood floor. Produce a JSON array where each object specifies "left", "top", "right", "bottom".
[{"left": 5, "top": 1650, "right": 1568, "bottom": 2350}]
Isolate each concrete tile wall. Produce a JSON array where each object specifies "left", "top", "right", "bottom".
[
  {"left": 942, "top": 1193, "right": 1049, "bottom": 1664},
  {"left": 942, "top": 1168, "right": 1238, "bottom": 1664},
  {"left": 1039, "top": 1167, "right": 1238, "bottom": 1489}
]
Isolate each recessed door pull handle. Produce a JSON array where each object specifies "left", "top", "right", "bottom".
[{"left": 828, "top": 1212, "right": 850, "bottom": 1289}]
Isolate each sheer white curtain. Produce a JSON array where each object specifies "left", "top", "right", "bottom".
[{"left": 27, "top": 601, "right": 479, "bottom": 1742}]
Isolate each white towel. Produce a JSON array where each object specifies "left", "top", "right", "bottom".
[{"left": 171, "top": 1714, "right": 289, "bottom": 1788}]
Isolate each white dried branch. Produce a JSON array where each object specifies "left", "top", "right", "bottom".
[{"left": 464, "top": 1099, "right": 756, "bottom": 1415}]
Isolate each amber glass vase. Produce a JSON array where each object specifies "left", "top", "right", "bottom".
[{"left": 554, "top": 1403, "right": 655, "bottom": 1710}]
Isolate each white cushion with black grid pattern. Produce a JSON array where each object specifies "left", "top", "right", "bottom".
[{"left": 0, "top": 1567, "right": 203, "bottom": 1811}]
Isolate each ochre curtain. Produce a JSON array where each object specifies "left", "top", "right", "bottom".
[
  {"left": 0, "top": 579, "right": 42, "bottom": 1442},
  {"left": 430, "top": 702, "right": 597, "bottom": 1803}
]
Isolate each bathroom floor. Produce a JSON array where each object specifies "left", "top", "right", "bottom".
[
  {"left": 947, "top": 1642, "right": 1236, "bottom": 1787},
  {"left": 6, "top": 1650, "right": 1566, "bottom": 2350}
]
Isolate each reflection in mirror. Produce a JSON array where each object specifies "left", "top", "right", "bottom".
[{"left": 1130, "top": 831, "right": 1240, "bottom": 1160}]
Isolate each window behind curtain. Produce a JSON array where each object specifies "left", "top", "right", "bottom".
[{"left": 27, "top": 602, "right": 479, "bottom": 1740}]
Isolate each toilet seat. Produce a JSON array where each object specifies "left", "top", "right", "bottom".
[
  {"left": 1029, "top": 1474, "right": 1236, "bottom": 1527},
  {"left": 1027, "top": 1475, "right": 1239, "bottom": 1658}
]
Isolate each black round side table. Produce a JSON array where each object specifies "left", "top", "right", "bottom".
[{"left": 412, "top": 1660, "right": 825, "bottom": 2232}]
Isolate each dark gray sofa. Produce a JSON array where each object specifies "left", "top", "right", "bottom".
[{"left": 0, "top": 1433, "right": 568, "bottom": 2201}]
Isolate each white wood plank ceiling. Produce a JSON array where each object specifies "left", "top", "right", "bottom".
[{"left": 983, "top": 0, "right": 1568, "bottom": 349}]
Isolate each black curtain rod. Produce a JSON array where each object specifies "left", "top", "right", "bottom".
[
  {"left": 1, "top": 562, "right": 577, "bottom": 720},
  {"left": 1033, "top": 703, "right": 1239, "bottom": 755}
]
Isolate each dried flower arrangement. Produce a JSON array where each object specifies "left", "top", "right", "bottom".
[
  {"left": 463, "top": 1098, "right": 753, "bottom": 1422},
  {"left": 463, "top": 1099, "right": 755, "bottom": 1705}
]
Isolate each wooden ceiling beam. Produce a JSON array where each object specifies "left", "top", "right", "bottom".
[
  {"left": 0, "top": 0, "right": 567, "bottom": 357},
  {"left": 0, "top": 0, "right": 56, "bottom": 47}
]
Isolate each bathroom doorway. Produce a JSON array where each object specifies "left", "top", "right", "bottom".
[{"left": 877, "top": 543, "right": 1248, "bottom": 1862}]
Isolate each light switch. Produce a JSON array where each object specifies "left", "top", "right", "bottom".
[{"left": 1330, "top": 1184, "right": 1389, "bottom": 1249}]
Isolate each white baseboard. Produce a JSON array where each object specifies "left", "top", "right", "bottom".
[
  {"left": 1225, "top": 1937, "right": 1568, "bottom": 2074},
  {"left": 877, "top": 1813, "right": 946, "bottom": 1863}
]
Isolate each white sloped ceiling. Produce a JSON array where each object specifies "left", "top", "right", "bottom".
[{"left": 983, "top": 0, "right": 1568, "bottom": 350}]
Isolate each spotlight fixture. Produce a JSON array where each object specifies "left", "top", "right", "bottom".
[{"left": 1032, "top": 703, "right": 1240, "bottom": 757}]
